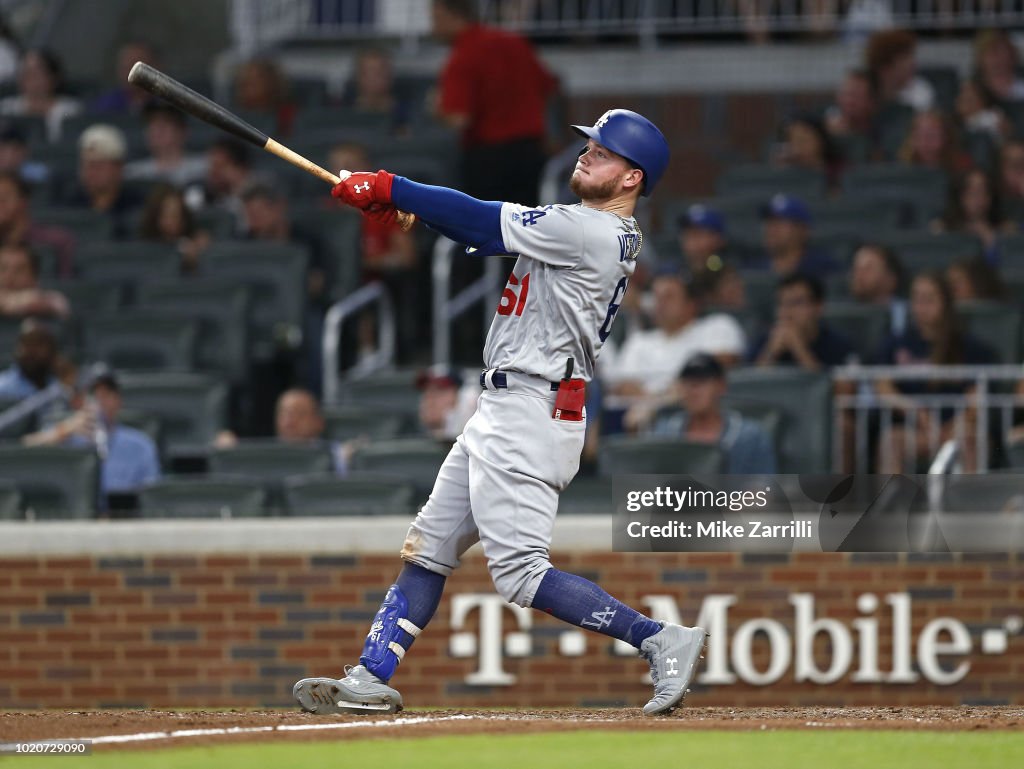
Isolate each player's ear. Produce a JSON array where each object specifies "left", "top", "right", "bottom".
[{"left": 623, "top": 167, "right": 644, "bottom": 193}]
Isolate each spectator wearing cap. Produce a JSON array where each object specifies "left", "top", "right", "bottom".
[
  {"left": 417, "top": 365, "right": 476, "bottom": 442},
  {"left": 125, "top": 103, "right": 207, "bottom": 187},
  {"left": 677, "top": 204, "right": 728, "bottom": 278},
  {"left": 0, "top": 243, "right": 68, "bottom": 319},
  {"left": 648, "top": 353, "right": 777, "bottom": 474},
  {"left": 63, "top": 124, "right": 144, "bottom": 239},
  {"left": 750, "top": 194, "right": 837, "bottom": 279},
  {"left": 750, "top": 272, "right": 855, "bottom": 371},
  {"left": 0, "top": 171, "right": 75, "bottom": 275},
  {"left": 214, "top": 388, "right": 353, "bottom": 475},
  {"left": 0, "top": 48, "right": 81, "bottom": 142},
  {"left": 603, "top": 272, "right": 746, "bottom": 398},
  {"left": 0, "top": 123, "right": 50, "bottom": 185},
  {"left": 848, "top": 243, "right": 908, "bottom": 335},
  {"left": 23, "top": 368, "right": 161, "bottom": 501}
]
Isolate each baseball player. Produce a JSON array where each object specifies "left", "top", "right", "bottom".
[{"left": 293, "top": 109, "right": 707, "bottom": 716}]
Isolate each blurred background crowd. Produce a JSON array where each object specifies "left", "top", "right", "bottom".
[{"left": 2, "top": 0, "right": 1024, "bottom": 519}]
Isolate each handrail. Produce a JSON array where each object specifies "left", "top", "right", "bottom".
[
  {"left": 431, "top": 236, "right": 503, "bottom": 367},
  {"left": 0, "top": 381, "right": 66, "bottom": 435},
  {"left": 321, "top": 281, "right": 395, "bottom": 405}
]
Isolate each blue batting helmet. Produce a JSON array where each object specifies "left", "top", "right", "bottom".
[{"left": 571, "top": 109, "right": 670, "bottom": 197}]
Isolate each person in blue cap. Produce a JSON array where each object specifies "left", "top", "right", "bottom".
[
  {"left": 751, "top": 193, "right": 839, "bottom": 279},
  {"left": 677, "top": 203, "right": 729, "bottom": 278}
]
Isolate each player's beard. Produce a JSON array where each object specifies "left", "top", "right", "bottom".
[{"left": 569, "top": 170, "right": 620, "bottom": 200}]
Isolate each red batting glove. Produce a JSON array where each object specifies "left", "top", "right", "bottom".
[
  {"left": 364, "top": 203, "right": 399, "bottom": 227},
  {"left": 331, "top": 170, "right": 395, "bottom": 210}
]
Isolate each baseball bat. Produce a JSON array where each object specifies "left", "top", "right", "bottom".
[{"left": 126, "top": 61, "right": 415, "bottom": 231}]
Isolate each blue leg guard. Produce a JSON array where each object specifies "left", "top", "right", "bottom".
[{"left": 359, "top": 584, "right": 422, "bottom": 682}]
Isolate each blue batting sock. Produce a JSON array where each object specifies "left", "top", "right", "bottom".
[
  {"left": 395, "top": 562, "right": 447, "bottom": 629},
  {"left": 531, "top": 568, "right": 662, "bottom": 648}
]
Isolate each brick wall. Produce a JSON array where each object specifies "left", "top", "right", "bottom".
[{"left": 1, "top": 552, "right": 1021, "bottom": 708}]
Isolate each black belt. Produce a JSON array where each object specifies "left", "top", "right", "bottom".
[{"left": 480, "top": 370, "right": 560, "bottom": 391}]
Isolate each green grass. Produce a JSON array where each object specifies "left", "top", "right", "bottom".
[{"left": 7, "top": 731, "right": 1023, "bottom": 769}]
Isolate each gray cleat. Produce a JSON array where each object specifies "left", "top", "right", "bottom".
[
  {"left": 639, "top": 623, "right": 708, "bottom": 716},
  {"left": 293, "top": 665, "right": 404, "bottom": 715}
]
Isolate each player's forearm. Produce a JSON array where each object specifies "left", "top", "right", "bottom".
[{"left": 391, "top": 176, "right": 506, "bottom": 252}]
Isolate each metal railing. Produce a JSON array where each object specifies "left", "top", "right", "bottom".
[
  {"left": 832, "top": 364, "right": 1024, "bottom": 474},
  {"left": 321, "top": 280, "right": 396, "bottom": 405},
  {"left": 230, "top": 0, "right": 1024, "bottom": 51},
  {"left": 431, "top": 236, "right": 504, "bottom": 367}
]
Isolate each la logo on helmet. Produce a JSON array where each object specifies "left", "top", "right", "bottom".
[{"left": 594, "top": 111, "right": 612, "bottom": 129}]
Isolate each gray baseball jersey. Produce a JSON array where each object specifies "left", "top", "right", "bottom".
[{"left": 483, "top": 203, "right": 641, "bottom": 383}]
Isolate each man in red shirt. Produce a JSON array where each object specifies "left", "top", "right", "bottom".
[{"left": 433, "top": 0, "right": 558, "bottom": 206}]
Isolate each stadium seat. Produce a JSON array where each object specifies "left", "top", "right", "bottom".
[
  {"left": 339, "top": 368, "right": 421, "bottom": 410},
  {"left": 350, "top": 438, "right": 452, "bottom": 498},
  {"left": 720, "top": 397, "right": 784, "bottom": 456},
  {"left": 874, "top": 103, "right": 915, "bottom": 162},
  {"left": 75, "top": 241, "right": 181, "bottom": 292},
  {"left": 200, "top": 241, "right": 309, "bottom": 360},
  {"left": 323, "top": 405, "right": 409, "bottom": 442},
  {"left": 208, "top": 440, "right": 336, "bottom": 511},
  {"left": 726, "top": 368, "right": 832, "bottom": 473},
  {"left": 918, "top": 66, "right": 959, "bottom": 113},
  {"left": 117, "top": 408, "right": 163, "bottom": 451},
  {"left": 821, "top": 302, "right": 891, "bottom": 363},
  {"left": 657, "top": 195, "right": 760, "bottom": 240},
  {"left": 0, "top": 395, "right": 38, "bottom": 440},
  {"left": 942, "top": 473, "right": 1024, "bottom": 517},
  {"left": 957, "top": 301, "right": 1022, "bottom": 363},
  {"left": 875, "top": 231, "right": 982, "bottom": 275},
  {"left": 715, "top": 165, "right": 826, "bottom": 201},
  {"left": 27, "top": 207, "right": 114, "bottom": 242},
  {"left": 136, "top": 281, "right": 251, "bottom": 383},
  {"left": 558, "top": 476, "right": 614, "bottom": 515},
  {"left": 45, "top": 280, "right": 124, "bottom": 316},
  {"left": 284, "top": 472, "right": 418, "bottom": 517},
  {"left": 118, "top": 372, "right": 228, "bottom": 447},
  {"left": 0, "top": 445, "right": 99, "bottom": 519},
  {"left": 0, "top": 317, "right": 18, "bottom": 366},
  {"left": 841, "top": 165, "right": 948, "bottom": 227},
  {"left": 737, "top": 270, "right": 779, "bottom": 328},
  {"left": 291, "top": 108, "right": 392, "bottom": 137},
  {"left": 289, "top": 208, "right": 362, "bottom": 300},
  {"left": 997, "top": 233, "right": 1024, "bottom": 264},
  {"left": 1007, "top": 441, "right": 1024, "bottom": 469},
  {"left": 138, "top": 476, "right": 267, "bottom": 518},
  {"left": 83, "top": 312, "right": 200, "bottom": 372},
  {"left": 598, "top": 437, "right": 725, "bottom": 476},
  {"left": 809, "top": 197, "right": 902, "bottom": 236},
  {"left": 0, "top": 479, "right": 21, "bottom": 519}
]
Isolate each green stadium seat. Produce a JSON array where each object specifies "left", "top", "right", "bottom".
[
  {"left": 808, "top": 197, "right": 902, "bottom": 235},
  {"left": 876, "top": 230, "right": 982, "bottom": 275},
  {"left": 44, "top": 280, "right": 124, "bottom": 315},
  {"left": 0, "top": 479, "right": 21, "bottom": 519},
  {"left": 558, "top": 476, "right": 614, "bottom": 515},
  {"left": 118, "top": 372, "right": 228, "bottom": 447},
  {"left": 323, "top": 405, "right": 409, "bottom": 442},
  {"left": 720, "top": 397, "right": 784, "bottom": 456},
  {"left": 75, "top": 241, "right": 180, "bottom": 289},
  {"left": 957, "top": 301, "right": 1022, "bottom": 363},
  {"left": 821, "top": 302, "right": 891, "bottom": 363},
  {"left": 83, "top": 312, "right": 200, "bottom": 372},
  {"left": 350, "top": 438, "right": 452, "bottom": 498},
  {"left": 136, "top": 281, "right": 251, "bottom": 383},
  {"left": 598, "top": 437, "right": 725, "bottom": 476},
  {"left": 138, "top": 476, "right": 267, "bottom": 518},
  {"left": 284, "top": 472, "right": 418, "bottom": 516},
  {"left": 997, "top": 232, "right": 1024, "bottom": 264},
  {"left": 340, "top": 368, "right": 421, "bottom": 409},
  {"left": 875, "top": 103, "right": 915, "bottom": 162},
  {"left": 726, "top": 367, "right": 832, "bottom": 473},
  {"left": 918, "top": 66, "right": 960, "bottom": 113},
  {"left": 29, "top": 207, "right": 115, "bottom": 242},
  {"left": 289, "top": 207, "right": 362, "bottom": 300},
  {"left": 715, "top": 165, "right": 826, "bottom": 200},
  {"left": 0, "top": 445, "right": 99, "bottom": 519},
  {"left": 201, "top": 241, "right": 309, "bottom": 360},
  {"left": 209, "top": 441, "right": 336, "bottom": 511},
  {"left": 841, "top": 165, "right": 948, "bottom": 226}
]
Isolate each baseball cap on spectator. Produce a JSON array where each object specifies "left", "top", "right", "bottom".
[
  {"left": 679, "top": 352, "right": 724, "bottom": 381},
  {"left": 86, "top": 364, "right": 120, "bottom": 392},
  {"left": 416, "top": 365, "right": 463, "bottom": 390},
  {"left": 0, "top": 123, "right": 28, "bottom": 146},
  {"left": 760, "top": 193, "right": 811, "bottom": 225},
  {"left": 79, "top": 124, "right": 127, "bottom": 162},
  {"left": 678, "top": 204, "right": 725, "bottom": 235}
]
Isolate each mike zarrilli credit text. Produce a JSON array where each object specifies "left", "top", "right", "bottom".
[{"left": 626, "top": 520, "right": 815, "bottom": 539}]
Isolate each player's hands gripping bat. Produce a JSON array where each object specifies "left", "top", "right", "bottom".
[{"left": 126, "top": 61, "right": 415, "bottom": 231}]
